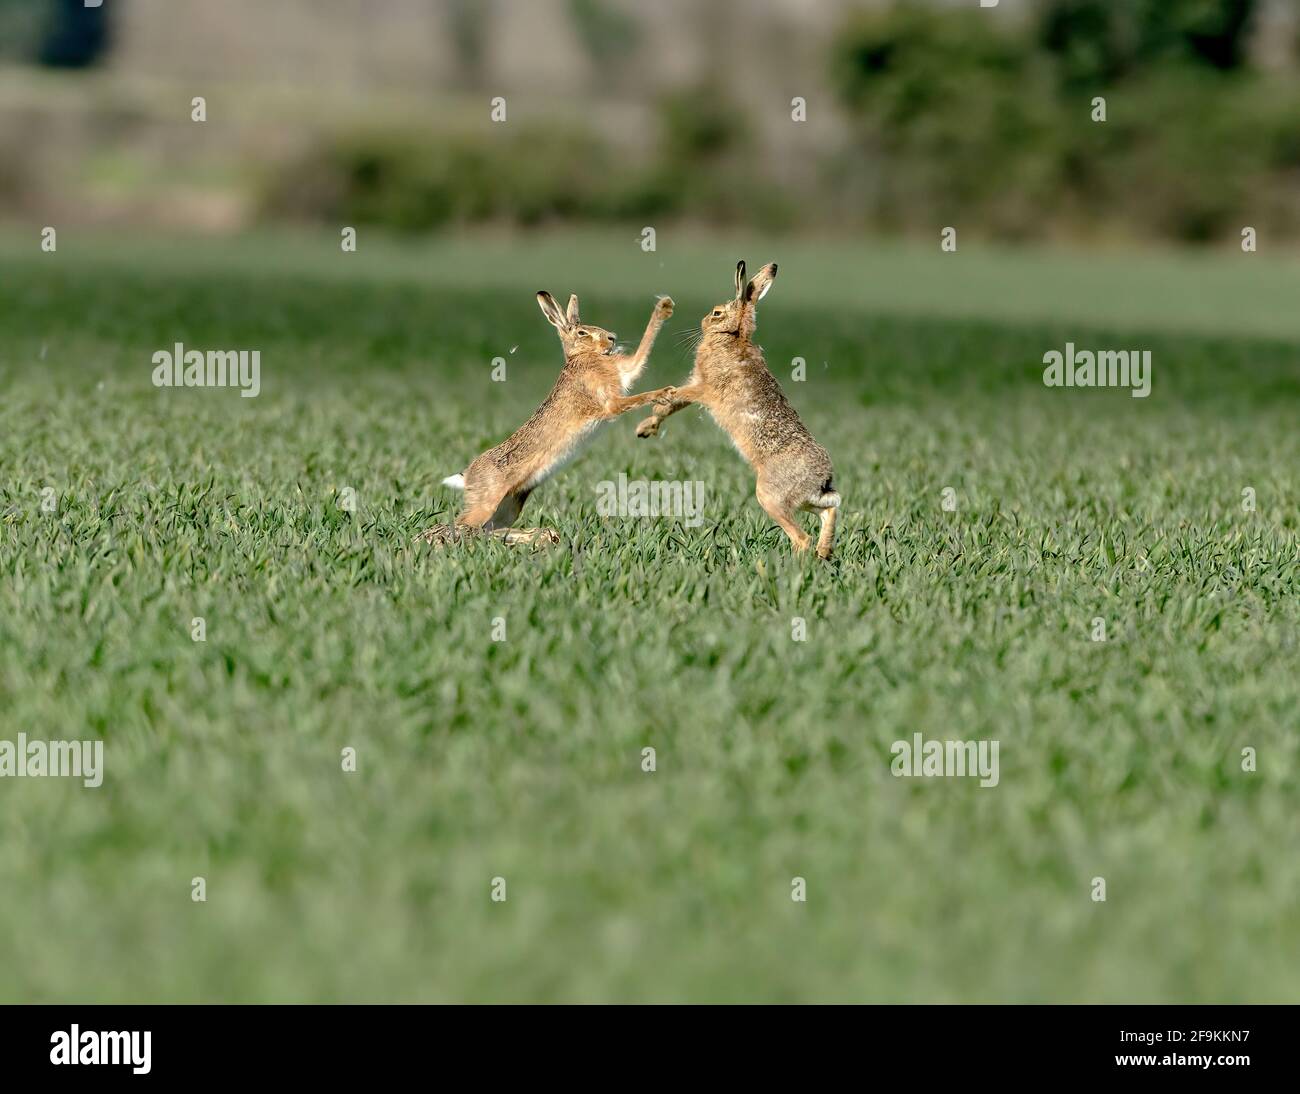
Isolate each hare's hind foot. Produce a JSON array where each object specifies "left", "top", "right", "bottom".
[
  {"left": 491, "top": 526, "right": 561, "bottom": 547},
  {"left": 414, "top": 523, "right": 462, "bottom": 547},
  {"left": 415, "top": 523, "right": 559, "bottom": 549}
]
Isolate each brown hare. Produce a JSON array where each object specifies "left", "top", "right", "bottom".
[
  {"left": 636, "top": 261, "right": 839, "bottom": 559},
  {"left": 419, "top": 292, "right": 677, "bottom": 546}
]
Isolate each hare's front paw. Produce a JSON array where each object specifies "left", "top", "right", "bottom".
[
  {"left": 636, "top": 415, "right": 660, "bottom": 439},
  {"left": 655, "top": 296, "right": 674, "bottom": 319},
  {"left": 650, "top": 389, "right": 677, "bottom": 417}
]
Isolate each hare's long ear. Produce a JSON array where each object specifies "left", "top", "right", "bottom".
[
  {"left": 537, "top": 291, "right": 569, "bottom": 331},
  {"left": 745, "top": 262, "right": 778, "bottom": 303},
  {"left": 734, "top": 260, "right": 747, "bottom": 301},
  {"left": 566, "top": 294, "right": 580, "bottom": 326}
]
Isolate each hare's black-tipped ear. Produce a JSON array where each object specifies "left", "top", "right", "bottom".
[
  {"left": 566, "top": 294, "right": 580, "bottom": 326},
  {"left": 537, "top": 291, "right": 568, "bottom": 330},
  {"left": 745, "top": 261, "right": 778, "bottom": 303},
  {"left": 734, "top": 260, "right": 747, "bottom": 300}
]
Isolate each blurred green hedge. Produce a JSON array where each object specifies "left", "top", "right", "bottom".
[
  {"left": 262, "top": 85, "right": 795, "bottom": 234},
  {"left": 262, "top": 0, "right": 1299, "bottom": 244},
  {"left": 829, "top": 1, "right": 1300, "bottom": 243}
]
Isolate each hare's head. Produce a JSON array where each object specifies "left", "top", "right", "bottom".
[
  {"left": 537, "top": 291, "right": 618, "bottom": 356},
  {"left": 700, "top": 260, "right": 778, "bottom": 341}
]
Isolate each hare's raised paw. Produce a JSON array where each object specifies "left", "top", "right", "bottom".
[
  {"left": 655, "top": 296, "right": 674, "bottom": 319},
  {"left": 636, "top": 415, "right": 661, "bottom": 439}
]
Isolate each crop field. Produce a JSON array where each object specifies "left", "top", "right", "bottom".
[{"left": 0, "top": 229, "right": 1297, "bottom": 1002}]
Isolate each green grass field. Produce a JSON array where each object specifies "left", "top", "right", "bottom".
[{"left": 1, "top": 229, "right": 1298, "bottom": 1002}]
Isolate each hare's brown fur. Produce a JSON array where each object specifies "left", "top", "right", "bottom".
[
  {"left": 636, "top": 262, "right": 839, "bottom": 558},
  {"left": 430, "top": 292, "right": 676, "bottom": 542}
]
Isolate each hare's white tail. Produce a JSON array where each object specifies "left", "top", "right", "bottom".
[
  {"left": 442, "top": 473, "right": 465, "bottom": 490},
  {"left": 813, "top": 476, "right": 840, "bottom": 509}
]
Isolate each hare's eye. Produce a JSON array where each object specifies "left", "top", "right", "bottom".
[{"left": 712, "top": 310, "right": 723, "bottom": 318}]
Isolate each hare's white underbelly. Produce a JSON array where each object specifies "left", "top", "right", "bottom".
[
  {"left": 704, "top": 405, "right": 757, "bottom": 466},
  {"left": 524, "top": 420, "right": 606, "bottom": 489}
]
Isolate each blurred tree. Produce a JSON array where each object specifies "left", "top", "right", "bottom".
[
  {"left": 39, "top": 0, "right": 110, "bottom": 68},
  {"left": 0, "top": 0, "right": 45, "bottom": 62},
  {"left": 1038, "top": 0, "right": 1260, "bottom": 88},
  {"left": 831, "top": 7, "right": 1060, "bottom": 237},
  {"left": 568, "top": 0, "right": 640, "bottom": 70},
  {"left": 446, "top": 0, "right": 491, "bottom": 90},
  {"left": 658, "top": 84, "right": 749, "bottom": 166},
  {"left": 640, "top": 84, "right": 793, "bottom": 228}
]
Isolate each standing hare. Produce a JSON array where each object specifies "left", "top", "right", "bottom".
[
  {"left": 420, "top": 291, "right": 677, "bottom": 546},
  {"left": 636, "top": 261, "right": 839, "bottom": 559}
]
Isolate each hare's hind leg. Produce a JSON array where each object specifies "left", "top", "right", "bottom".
[
  {"left": 484, "top": 490, "right": 526, "bottom": 529},
  {"left": 417, "top": 473, "right": 513, "bottom": 546},
  {"left": 485, "top": 487, "right": 556, "bottom": 545},
  {"left": 801, "top": 474, "right": 841, "bottom": 561},
  {"left": 454, "top": 477, "right": 528, "bottom": 530},
  {"left": 756, "top": 480, "right": 813, "bottom": 554},
  {"left": 466, "top": 487, "right": 556, "bottom": 547},
  {"left": 815, "top": 506, "right": 837, "bottom": 560}
]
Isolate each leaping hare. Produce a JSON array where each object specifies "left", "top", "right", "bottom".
[
  {"left": 635, "top": 261, "right": 839, "bottom": 559},
  {"left": 420, "top": 292, "right": 677, "bottom": 546}
]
